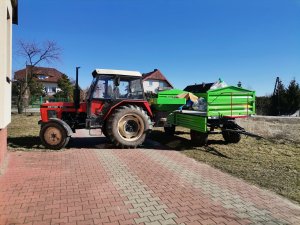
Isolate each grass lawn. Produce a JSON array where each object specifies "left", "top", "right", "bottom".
[
  {"left": 8, "top": 114, "right": 42, "bottom": 150},
  {"left": 8, "top": 114, "right": 300, "bottom": 203}
]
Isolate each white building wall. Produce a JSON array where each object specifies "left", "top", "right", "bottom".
[
  {"left": 143, "top": 80, "right": 160, "bottom": 93},
  {"left": 143, "top": 79, "right": 172, "bottom": 93},
  {"left": 0, "top": 0, "right": 13, "bottom": 128},
  {"left": 42, "top": 82, "right": 59, "bottom": 96}
]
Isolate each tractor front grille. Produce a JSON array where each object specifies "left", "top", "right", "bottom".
[{"left": 47, "top": 110, "right": 57, "bottom": 119}]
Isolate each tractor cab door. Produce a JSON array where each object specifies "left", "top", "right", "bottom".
[
  {"left": 86, "top": 75, "right": 114, "bottom": 128},
  {"left": 86, "top": 74, "right": 145, "bottom": 129}
]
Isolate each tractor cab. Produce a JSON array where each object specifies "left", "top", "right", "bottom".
[
  {"left": 87, "top": 69, "right": 145, "bottom": 101},
  {"left": 85, "top": 69, "right": 148, "bottom": 129}
]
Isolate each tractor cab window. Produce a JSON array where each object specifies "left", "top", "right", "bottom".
[
  {"left": 116, "top": 77, "right": 144, "bottom": 99},
  {"left": 117, "top": 80, "right": 130, "bottom": 98},
  {"left": 92, "top": 76, "right": 114, "bottom": 99},
  {"left": 91, "top": 75, "right": 144, "bottom": 100}
]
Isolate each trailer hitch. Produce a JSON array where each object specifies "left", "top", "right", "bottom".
[{"left": 224, "top": 129, "right": 264, "bottom": 139}]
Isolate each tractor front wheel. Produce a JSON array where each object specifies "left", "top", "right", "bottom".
[
  {"left": 106, "top": 105, "right": 152, "bottom": 148},
  {"left": 40, "top": 122, "right": 70, "bottom": 150}
]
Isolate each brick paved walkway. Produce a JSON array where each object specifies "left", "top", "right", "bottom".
[{"left": 0, "top": 149, "right": 299, "bottom": 225}]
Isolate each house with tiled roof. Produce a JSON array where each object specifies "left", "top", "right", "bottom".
[
  {"left": 142, "top": 69, "right": 173, "bottom": 93},
  {"left": 14, "top": 66, "right": 64, "bottom": 96}
]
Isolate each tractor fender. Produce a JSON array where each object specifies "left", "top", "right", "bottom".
[{"left": 40, "top": 118, "right": 73, "bottom": 137}]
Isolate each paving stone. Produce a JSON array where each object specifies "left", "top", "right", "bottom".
[{"left": 0, "top": 146, "right": 299, "bottom": 225}]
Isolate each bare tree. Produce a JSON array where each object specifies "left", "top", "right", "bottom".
[{"left": 14, "top": 40, "right": 61, "bottom": 113}]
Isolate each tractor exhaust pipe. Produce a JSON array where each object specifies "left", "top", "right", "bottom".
[{"left": 74, "top": 66, "right": 80, "bottom": 110}]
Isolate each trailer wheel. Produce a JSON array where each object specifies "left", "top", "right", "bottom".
[
  {"left": 40, "top": 122, "right": 70, "bottom": 150},
  {"left": 222, "top": 131, "right": 241, "bottom": 143},
  {"left": 190, "top": 130, "right": 208, "bottom": 146},
  {"left": 106, "top": 105, "right": 152, "bottom": 148},
  {"left": 222, "top": 121, "right": 241, "bottom": 143},
  {"left": 164, "top": 125, "right": 176, "bottom": 136}
]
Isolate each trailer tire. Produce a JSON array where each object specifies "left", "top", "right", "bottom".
[
  {"left": 40, "top": 122, "right": 70, "bottom": 150},
  {"left": 106, "top": 105, "right": 152, "bottom": 148},
  {"left": 222, "top": 121, "right": 241, "bottom": 143},
  {"left": 222, "top": 131, "right": 241, "bottom": 143},
  {"left": 164, "top": 125, "right": 176, "bottom": 136},
  {"left": 190, "top": 130, "right": 208, "bottom": 146}
]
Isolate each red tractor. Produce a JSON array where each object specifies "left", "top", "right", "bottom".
[{"left": 39, "top": 68, "right": 153, "bottom": 149}]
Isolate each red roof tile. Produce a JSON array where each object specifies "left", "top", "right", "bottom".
[
  {"left": 142, "top": 69, "right": 174, "bottom": 88},
  {"left": 14, "top": 66, "right": 63, "bottom": 83}
]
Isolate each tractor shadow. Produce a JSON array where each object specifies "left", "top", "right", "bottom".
[
  {"left": 8, "top": 136, "right": 44, "bottom": 150},
  {"left": 67, "top": 136, "right": 115, "bottom": 149},
  {"left": 149, "top": 130, "right": 231, "bottom": 158},
  {"left": 8, "top": 135, "right": 114, "bottom": 150},
  {"left": 67, "top": 136, "right": 167, "bottom": 150},
  {"left": 8, "top": 130, "right": 230, "bottom": 158},
  {"left": 8, "top": 135, "right": 162, "bottom": 151}
]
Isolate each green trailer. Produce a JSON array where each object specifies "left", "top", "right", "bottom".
[
  {"left": 149, "top": 89, "right": 187, "bottom": 126},
  {"left": 151, "top": 84, "right": 258, "bottom": 145}
]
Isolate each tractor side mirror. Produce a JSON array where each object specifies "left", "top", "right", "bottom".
[{"left": 114, "top": 76, "right": 120, "bottom": 86}]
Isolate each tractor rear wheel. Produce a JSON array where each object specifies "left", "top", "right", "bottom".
[
  {"left": 40, "top": 122, "right": 70, "bottom": 150},
  {"left": 101, "top": 122, "right": 108, "bottom": 137},
  {"left": 190, "top": 130, "right": 208, "bottom": 146},
  {"left": 102, "top": 122, "right": 112, "bottom": 143},
  {"left": 106, "top": 105, "right": 152, "bottom": 148}
]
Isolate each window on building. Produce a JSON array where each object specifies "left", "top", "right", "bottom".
[
  {"left": 159, "top": 81, "right": 166, "bottom": 88},
  {"left": 37, "top": 75, "right": 49, "bottom": 80},
  {"left": 148, "top": 80, "right": 153, "bottom": 86}
]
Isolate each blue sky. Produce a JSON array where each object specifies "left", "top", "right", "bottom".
[{"left": 12, "top": 0, "right": 300, "bottom": 96}]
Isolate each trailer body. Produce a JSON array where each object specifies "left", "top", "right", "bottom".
[{"left": 150, "top": 85, "right": 257, "bottom": 145}]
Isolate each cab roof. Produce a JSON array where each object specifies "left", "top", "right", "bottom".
[{"left": 92, "top": 69, "right": 142, "bottom": 77}]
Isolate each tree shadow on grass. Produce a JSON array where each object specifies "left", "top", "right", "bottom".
[{"left": 149, "top": 130, "right": 231, "bottom": 158}]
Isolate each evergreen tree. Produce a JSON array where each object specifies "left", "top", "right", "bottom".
[
  {"left": 55, "top": 74, "right": 74, "bottom": 101},
  {"left": 286, "top": 78, "right": 300, "bottom": 114},
  {"left": 256, "top": 96, "right": 271, "bottom": 115},
  {"left": 28, "top": 78, "right": 44, "bottom": 97},
  {"left": 270, "top": 79, "right": 288, "bottom": 115}
]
